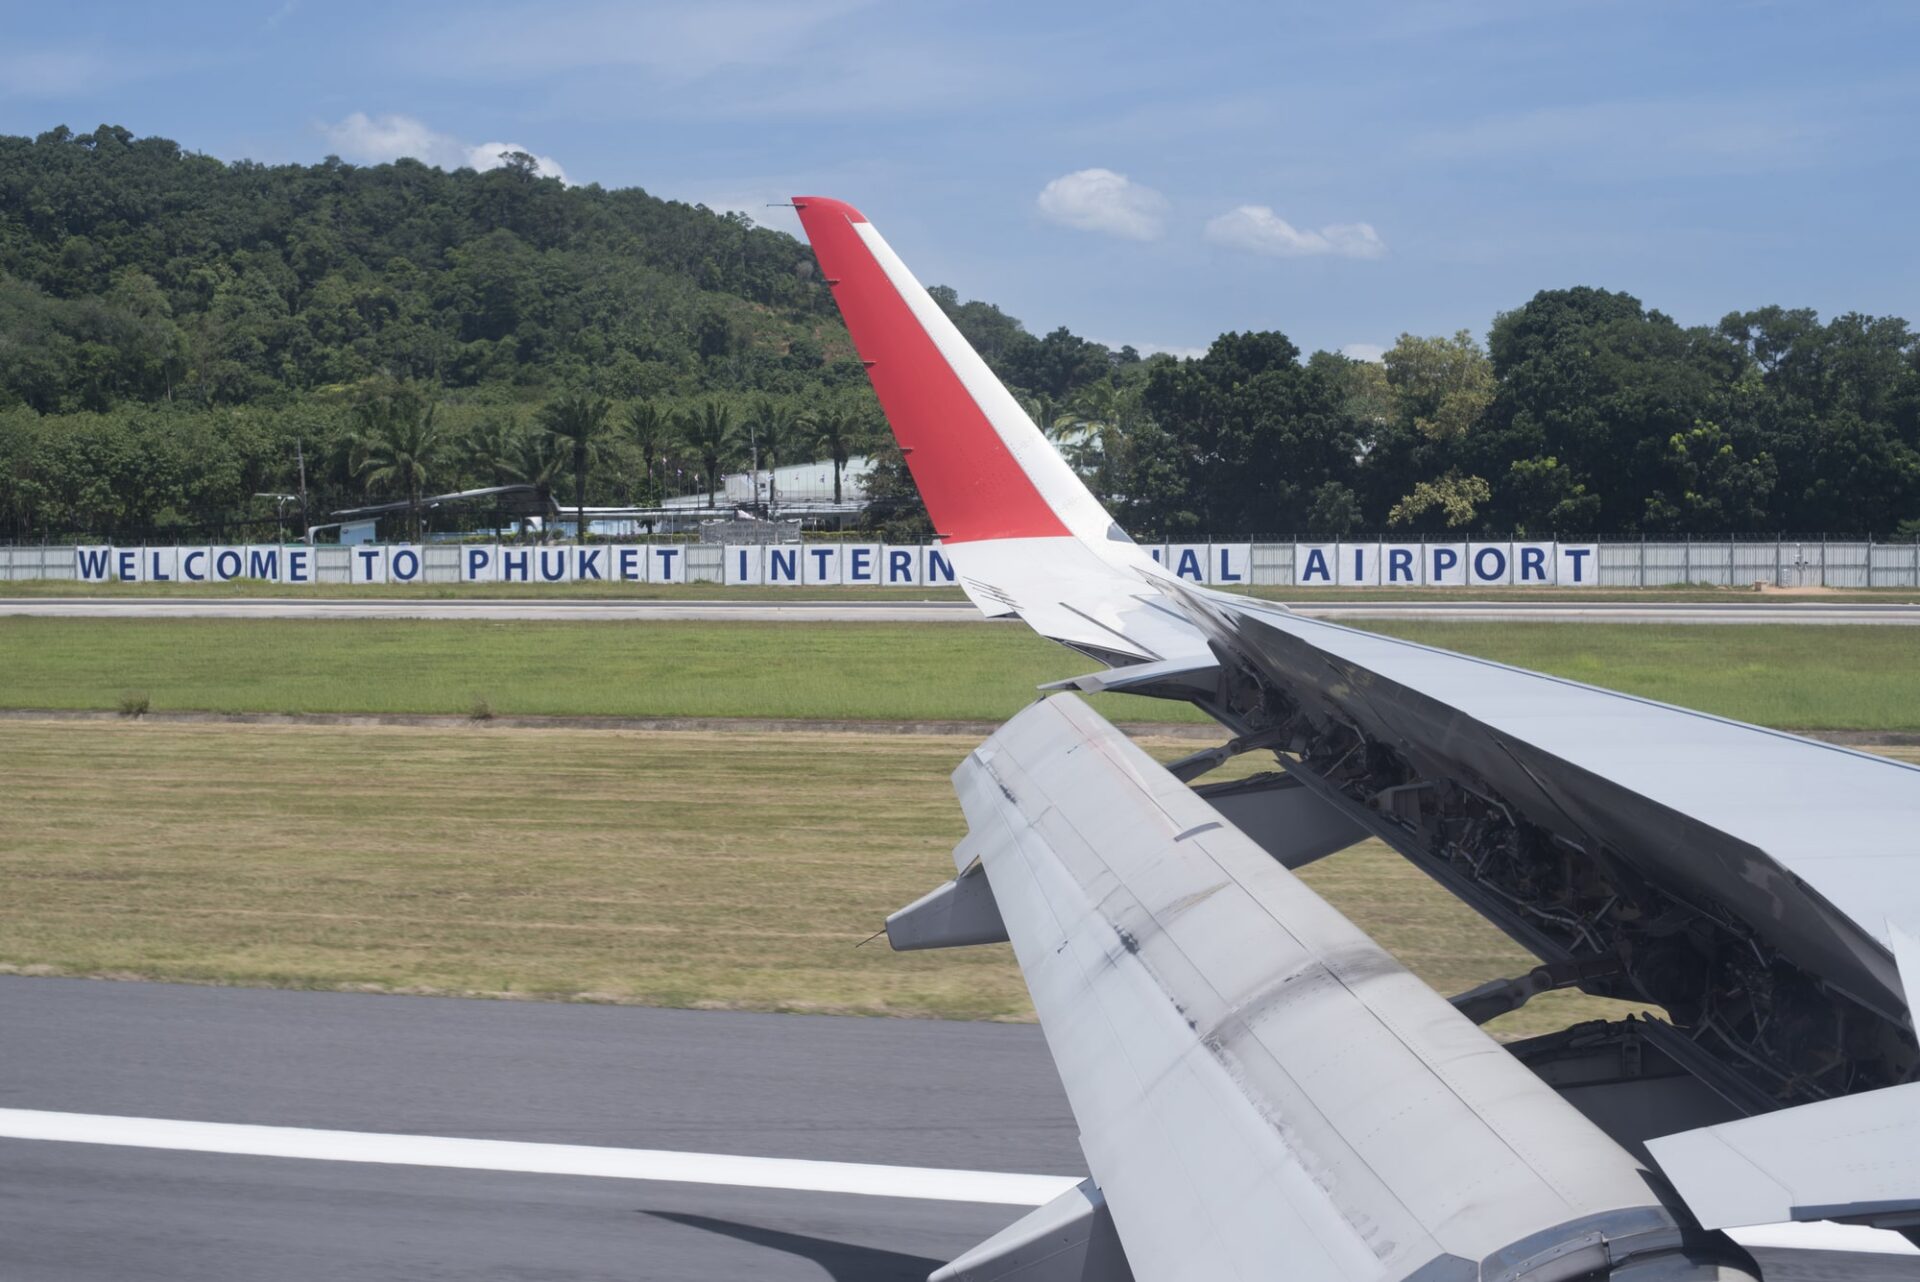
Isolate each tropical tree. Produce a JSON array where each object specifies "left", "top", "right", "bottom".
[
  {"left": 625, "top": 401, "right": 671, "bottom": 496},
  {"left": 679, "top": 400, "right": 737, "bottom": 508},
  {"left": 812, "top": 407, "right": 868, "bottom": 505},
  {"left": 1061, "top": 381, "right": 1142, "bottom": 506},
  {"left": 509, "top": 430, "right": 566, "bottom": 537},
  {"left": 540, "top": 389, "right": 612, "bottom": 541},
  {"left": 1019, "top": 391, "right": 1074, "bottom": 440},
  {"left": 1388, "top": 472, "right": 1492, "bottom": 530},
  {"left": 749, "top": 397, "right": 800, "bottom": 512},
  {"left": 350, "top": 384, "right": 444, "bottom": 540},
  {"left": 459, "top": 413, "right": 526, "bottom": 488}
]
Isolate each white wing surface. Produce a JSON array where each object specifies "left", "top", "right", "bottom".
[{"left": 953, "top": 694, "right": 1735, "bottom": 1282}]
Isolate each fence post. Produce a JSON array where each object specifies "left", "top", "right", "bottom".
[
  {"left": 1637, "top": 539, "right": 1645, "bottom": 588},
  {"left": 1868, "top": 540, "right": 1875, "bottom": 589}
]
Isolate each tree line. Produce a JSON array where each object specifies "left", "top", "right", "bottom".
[{"left": 1, "top": 125, "right": 1915, "bottom": 542}]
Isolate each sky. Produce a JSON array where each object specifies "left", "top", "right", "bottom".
[{"left": 3, "top": 0, "right": 1916, "bottom": 360}]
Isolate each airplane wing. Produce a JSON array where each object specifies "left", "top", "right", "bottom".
[
  {"left": 795, "top": 196, "right": 1920, "bottom": 1280},
  {"left": 933, "top": 693, "right": 1744, "bottom": 1282},
  {"left": 793, "top": 196, "right": 1211, "bottom": 670}
]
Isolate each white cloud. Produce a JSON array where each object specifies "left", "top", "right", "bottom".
[
  {"left": 1340, "top": 342, "right": 1387, "bottom": 362},
  {"left": 318, "top": 113, "right": 568, "bottom": 184},
  {"left": 1036, "top": 168, "right": 1168, "bottom": 241},
  {"left": 462, "top": 141, "right": 569, "bottom": 185},
  {"left": 1204, "top": 205, "right": 1386, "bottom": 259}
]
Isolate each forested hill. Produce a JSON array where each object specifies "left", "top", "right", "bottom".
[
  {"left": 2, "top": 123, "right": 1917, "bottom": 543},
  {"left": 0, "top": 123, "right": 867, "bottom": 408}
]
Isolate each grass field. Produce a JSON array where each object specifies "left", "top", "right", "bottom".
[
  {"left": 0, "top": 717, "right": 1663, "bottom": 1038},
  {"left": 3, "top": 616, "right": 1920, "bottom": 729}
]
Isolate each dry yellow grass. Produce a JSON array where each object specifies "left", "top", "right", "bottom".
[{"left": 8, "top": 718, "right": 1904, "bottom": 1037}]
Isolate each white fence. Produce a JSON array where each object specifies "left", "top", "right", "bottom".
[{"left": 1, "top": 540, "right": 1917, "bottom": 588}]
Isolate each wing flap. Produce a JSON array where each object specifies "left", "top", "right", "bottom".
[
  {"left": 959, "top": 695, "right": 1709, "bottom": 1282},
  {"left": 1649, "top": 1084, "right": 1920, "bottom": 1231}
]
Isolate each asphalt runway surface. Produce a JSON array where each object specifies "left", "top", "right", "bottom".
[
  {"left": 2, "top": 978, "right": 1914, "bottom": 1281},
  {"left": 8, "top": 596, "right": 1920, "bottom": 623}
]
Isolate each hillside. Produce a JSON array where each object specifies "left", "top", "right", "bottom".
[{"left": 1, "top": 124, "right": 1915, "bottom": 544}]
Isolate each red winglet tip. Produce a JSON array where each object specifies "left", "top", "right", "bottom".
[{"left": 791, "top": 195, "right": 868, "bottom": 223}]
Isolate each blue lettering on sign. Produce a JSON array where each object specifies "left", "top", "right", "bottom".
[
  {"left": 1216, "top": 548, "right": 1242, "bottom": 583},
  {"left": 285, "top": 549, "right": 311, "bottom": 583},
  {"left": 1431, "top": 546, "right": 1459, "bottom": 579},
  {"left": 1353, "top": 547, "right": 1367, "bottom": 581},
  {"left": 1149, "top": 547, "right": 1165, "bottom": 564},
  {"left": 1176, "top": 549, "right": 1203, "bottom": 581},
  {"left": 809, "top": 547, "right": 834, "bottom": 579},
  {"left": 769, "top": 548, "right": 798, "bottom": 582},
  {"left": 617, "top": 547, "right": 642, "bottom": 581},
  {"left": 116, "top": 549, "right": 138, "bottom": 581},
  {"left": 357, "top": 548, "right": 382, "bottom": 579},
  {"left": 887, "top": 549, "right": 914, "bottom": 583},
  {"left": 1473, "top": 546, "right": 1507, "bottom": 581},
  {"left": 1387, "top": 548, "right": 1415, "bottom": 583},
  {"left": 248, "top": 549, "right": 279, "bottom": 580},
  {"left": 1563, "top": 547, "right": 1592, "bottom": 583},
  {"left": 502, "top": 550, "right": 530, "bottom": 582},
  {"left": 215, "top": 549, "right": 243, "bottom": 580},
  {"left": 182, "top": 550, "right": 208, "bottom": 581},
  {"left": 847, "top": 547, "right": 873, "bottom": 582},
  {"left": 735, "top": 549, "right": 750, "bottom": 581},
  {"left": 653, "top": 547, "right": 680, "bottom": 580},
  {"left": 538, "top": 549, "right": 567, "bottom": 582},
  {"left": 149, "top": 549, "right": 172, "bottom": 581},
  {"left": 77, "top": 548, "right": 112, "bottom": 580},
  {"left": 926, "top": 549, "right": 956, "bottom": 583},
  {"left": 576, "top": 548, "right": 603, "bottom": 580},
  {"left": 1518, "top": 546, "right": 1547, "bottom": 582},
  {"left": 390, "top": 549, "right": 420, "bottom": 581},
  {"left": 1301, "top": 549, "right": 1331, "bottom": 583},
  {"left": 467, "top": 548, "right": 491, "bottom": 580}
]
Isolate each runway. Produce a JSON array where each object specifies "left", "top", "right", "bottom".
[
  {"left": 7, "top": 596, "right": 1920, "bottom": 623},
  {"left": 0, "top": 978, "right": 1072, "bottom": 1281},
  {"left": 1, "top": 978, "right": 1913, "bottom": 1280}
]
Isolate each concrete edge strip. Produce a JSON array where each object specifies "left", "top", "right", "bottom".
[
  {"left": 0, "top": 1108, "right": 1914, "bottom": 1254},
  {"left": 0, "top": 1108, "right": 1079, "bottom": 1207}
]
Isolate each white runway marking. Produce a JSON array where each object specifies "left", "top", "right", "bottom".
[
  {"left": 0, "top": 1108, "right": 1078, "bottom": 1206},
  {"left": 2, "top": 1108, "right": 1912, "bottom": 1255}
]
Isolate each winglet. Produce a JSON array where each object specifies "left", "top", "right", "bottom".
[{"left": 792, "top": 196, "right": 1117, "bottom": 546}]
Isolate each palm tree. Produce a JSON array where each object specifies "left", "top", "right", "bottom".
[
  {"left": 460, "top": 414, "right": 526, "bottom": 489},
  {"left": 750, "top": 397, "right": 800, "bottom": 513},
  {"left": 509, "top": 430, "right": 566, "bottom": 539},
  {"left": 351, "top": 385, "right": 444, "bottom": 541},
  {"left": 1019, "top": 391, "right": 1075, "bottom": 441},
  {"left": 678, "top": 400, "right": 737, "bottom": 508},
  {"left": 1062, "top": 382, "right": 1139, "bottom": 498},
  {"left": 812, "top": 408, "right": 868, "bottom": 505},
  {"left": 540, "top": 389, "right": 612, "bottom": 541},
  {"left": 625, "top": 401, "right": 671, "bottom": 497}
]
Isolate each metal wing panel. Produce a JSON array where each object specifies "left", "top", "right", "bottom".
[
  {"left": 944, "top": 536, "right": 1214, "bottom": 666},
  {"left": 1213, "top": 598, "right": 1920, "bottom": 961},
  {"left": 1648, "top": 1082, "right": 1920, "bottom": 1230},
  {"left": 959, "top": 694, "right": 1691, "bottom": 1282},
  {"left": 1193, "top": 595, "right": 1920, "bottom": 1016}
]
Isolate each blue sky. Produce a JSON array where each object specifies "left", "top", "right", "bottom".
[{"left": 3, "top": 0, "right": 1915, "bottom": 359}]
